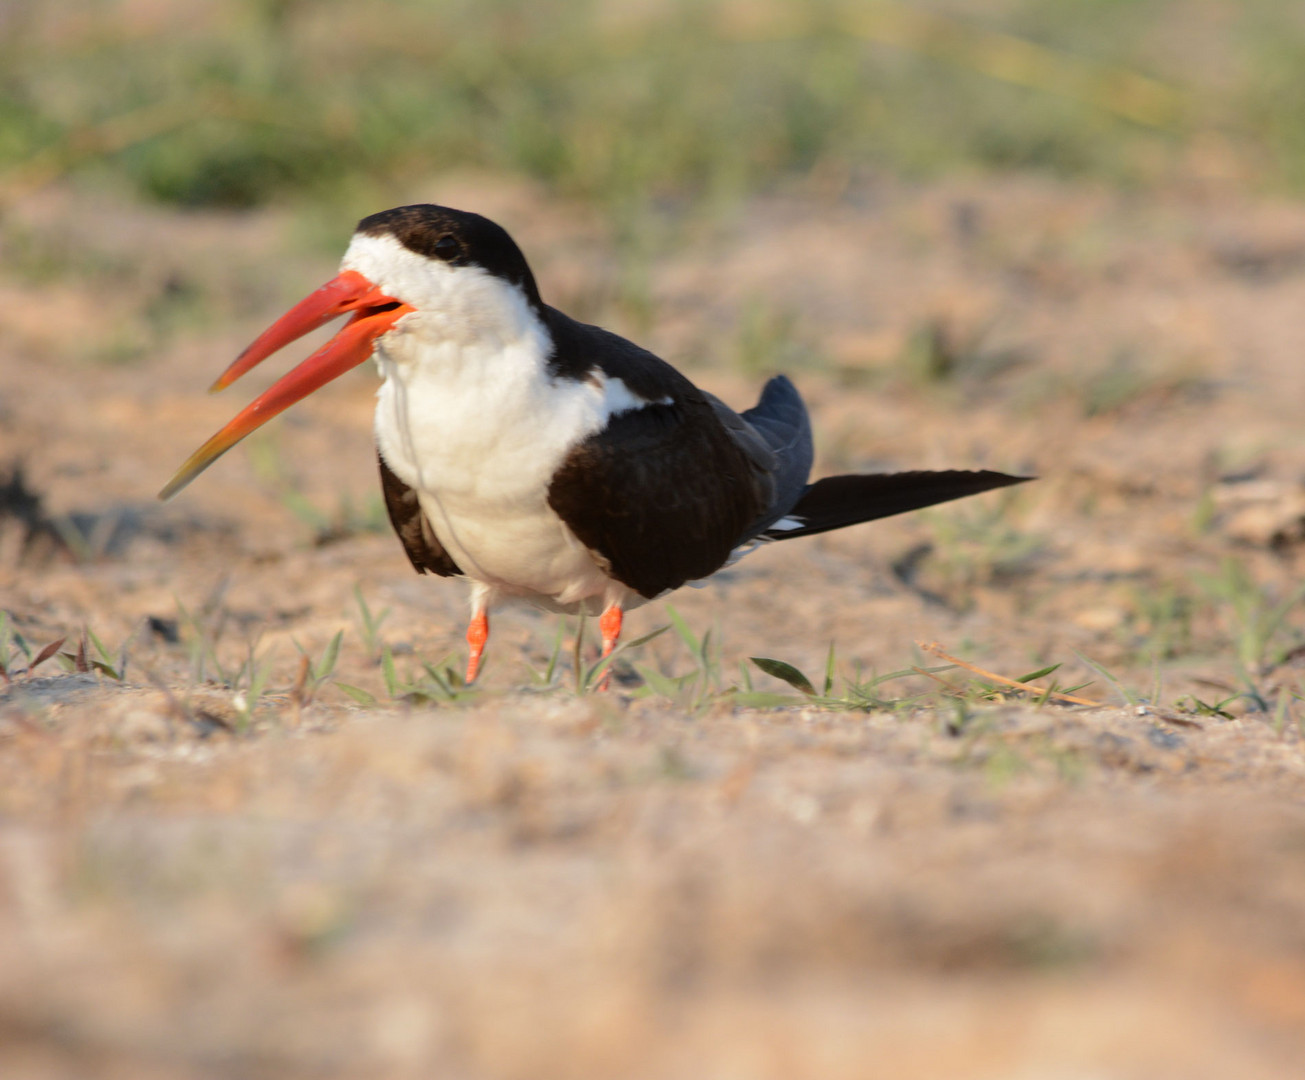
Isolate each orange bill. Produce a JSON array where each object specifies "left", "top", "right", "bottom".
[{"left": 158, "top": 272, "right": 413, "bottom": 501}]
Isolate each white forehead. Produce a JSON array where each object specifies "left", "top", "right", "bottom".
[
  {"left": 340, "top": 232, "right": 467, "bottom": 304},
  {"left": 340, "top": 230, "right": 542, "bottom": 344}
]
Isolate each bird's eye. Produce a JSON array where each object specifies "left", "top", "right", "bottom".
[{"left": 433, "top": 234, "right": 461, "bottom": 261}]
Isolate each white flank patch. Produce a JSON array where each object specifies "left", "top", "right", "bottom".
[
  {"left": 717, "top": 514, "right": 806, "bottom": 571},
  {"left": 593, "top": 372, "right": 673, "bottom": 419}
]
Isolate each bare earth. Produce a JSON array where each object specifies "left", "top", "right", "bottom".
[{"left": 3, "top": 173, "right": 1305, "bottom": 1078}]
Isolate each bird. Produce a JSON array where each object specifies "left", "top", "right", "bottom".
[{"left": 159, "top": 204, "right": 1028, "bottom": 685}]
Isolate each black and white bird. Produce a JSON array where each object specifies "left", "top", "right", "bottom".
[{"left": 160, "top": 205, "right": 1027, "bottom": 683}]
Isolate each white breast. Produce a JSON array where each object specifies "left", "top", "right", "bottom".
[{"left": 349, "top": 235, "right": 653, "bottom": 613}]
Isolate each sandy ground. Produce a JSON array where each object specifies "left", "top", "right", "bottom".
[{"left": 3, "top": 172, "right": 1305, "bottom": 1077}]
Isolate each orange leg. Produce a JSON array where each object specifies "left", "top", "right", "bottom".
[
  {"left": 465, "top": 607, "right": 489, "bottom": 684},
  {"left": 596, "top": 604, "right": 623, "bottom": 691},
  {"left": 599, "top": 604, "right": 623, "bottom": 657}
]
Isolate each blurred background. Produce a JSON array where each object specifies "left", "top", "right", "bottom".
[
  {"left": 3, "top": 0, "right": 1304, "bottom": 353},
  {"left": 5, "top": 3, "right": 1305, "bottom": 1079},
  {"left": 4, "top": 0, "right": 1302, "bottom": 219}
]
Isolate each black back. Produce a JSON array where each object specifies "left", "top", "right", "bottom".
[{"left": 547, "top": 403, "right": 769, "bottom": 599}]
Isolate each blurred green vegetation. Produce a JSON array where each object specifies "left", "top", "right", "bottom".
[{"left": 2, "top": 0, "right": 1304, "bottom": 220}]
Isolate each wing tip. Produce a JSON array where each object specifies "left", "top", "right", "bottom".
[
  {"left": 985, "top": 470, "right": 1036, "bottom": 486},
  {"left": 757, "top": 467, "right": 1037, "bottom": 541}
]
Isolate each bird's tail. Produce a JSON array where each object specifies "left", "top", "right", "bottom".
[{"left": 761, "top": 470, "right": 1031, "bottom": 541}]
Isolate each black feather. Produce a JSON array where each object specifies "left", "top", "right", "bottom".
[
  {"left": 762, "top": 470, "right": 1031, "bottom": 541},
  {"left": 378, "top": 453, "right": 463, "bottom": 577},
  {"left": 548, "top": 397, "right": 769, "bottom": 599}
]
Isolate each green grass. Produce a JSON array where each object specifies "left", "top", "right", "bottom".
[
  {"left": 0, "top": 611, "right": 65, "bottom": 683},
  {"left": 6, "top": 586, "right": 1305, "bottom": 739},
  {"left": 1194, "top": 558, "right": 1305, "bottom": 710},
  {"left": 6, "top": 0, "right": 1305, "bottom": 227}
]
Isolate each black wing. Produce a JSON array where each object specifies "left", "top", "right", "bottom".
[
  {"left": 544, "top": 308, "right": 781, "bottom": 598},
  {"left": 378, "top": 453, "right": 463, "bottom": 577},
  {"left": 762, "top": 470, "right": 1031, "bottom": 541},
  {"left": 735, "top": 374, "right": 813, "bottom": 535},
  {"left": 547, "top": 397, "right": 769, "bottom": 599}
]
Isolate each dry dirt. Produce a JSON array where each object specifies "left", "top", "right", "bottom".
[{"left": 3, "top": 172, "right": 1305, "bottom": 1078}]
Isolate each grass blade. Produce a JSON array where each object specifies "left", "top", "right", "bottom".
[
  {"left": 90, "top": 660, "right": 122, "bottom": 680},
  {"left": 635, "top": 664, "right": 684, "bottom": 700},
  {"left": 380, "top": 645, "right": 400, "bottom": 698},
  {"left": 28, "top": 637, "right": 67, "bottom": 675},
  {"left": 623, "top": 624, "right": 672, "bottom": 651},
  {"left": 1015, "top": 663, "right": 1062, "bottom": 683},
  {"left": 421, "top": 661, "right": 456, "bottom": 699},
  {"left": 867, "top": 665, "right": 954, "bottom": 688},
  {"left": 749, "top": 657, "right": 816, "bottom": 696},
  {"left": 664, "top": 604, "right": 700, "bottom": 656},
  {"left": 1072, "top": 650, "right": 1136, "bottom": 706},
  {"left": 541, "top": 618, "right": 566, "bottom": 685},
  {"left": 734, "top": 691, "right": 806, "bottom": 709},
  {"left": 317, "top": 630, "right": 344, "bottom": 681},
  {"left": 572, "top": 615, "right": 586, "bottom": 695},
  {"left": 335, "top": 681, "right": 378, "bottom": 706},
  {"left": 582, "top": 624, "right": 671, "bottom": 691}
]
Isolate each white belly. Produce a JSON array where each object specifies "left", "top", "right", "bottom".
[{"left": 371, "top": 321, "right": 639, "bottom": 614}]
